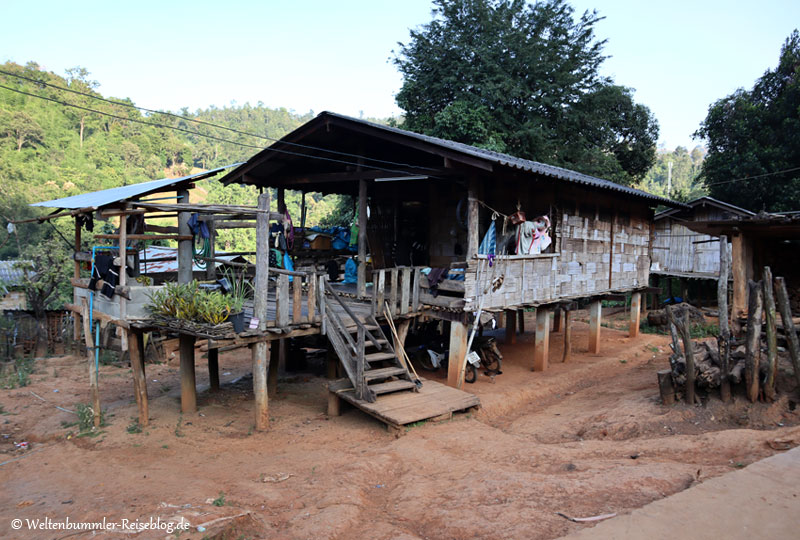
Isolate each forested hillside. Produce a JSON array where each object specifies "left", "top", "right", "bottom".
[
  {"left": 0, "top": 61, "right": 353, "bottom": 259},
  {"left": 636, "top": 146, "right": 707, "bottom": 203}
]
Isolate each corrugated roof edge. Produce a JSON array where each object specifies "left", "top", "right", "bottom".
[
  {"left": 31, "top": 163, "right": 242, "bottom": 210},
  {"left": 654, "top": 195, "right": 755, "bottom": 220}
]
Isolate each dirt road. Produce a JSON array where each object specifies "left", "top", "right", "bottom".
[{"left": 1, "top": 315, "right": 798, "bottom": 539}]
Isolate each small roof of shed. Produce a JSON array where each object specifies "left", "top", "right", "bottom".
[
  {"left": 0, "top": 260, "right": 32, "bottom": 287},
  {"left": 655, "top": 196, "right": 754, "bottom": 221},
  {"left": 220, "top": 111, "right": 685, "bottom": 208},
  {"left": 31, "top": 164, "right": 239, "bottom": 212}
]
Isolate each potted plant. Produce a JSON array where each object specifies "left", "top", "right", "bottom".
[{"left": 223, "top": 268, "right": 251, "bottom": 333}]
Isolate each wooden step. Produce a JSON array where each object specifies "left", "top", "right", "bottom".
[
  {"left": 367, "top": 379, "right": 417, "bottom": 395},
  {"left": 347, "top": 324, "right": 380, "bottom": 333},
  {"left": 364, "top": 366, "right": 407, "bottom": 381},
  {"left": 364, "top": 351, "right": 397, "bottom": 363},
  {"left": 364, "top": 339, "right": 389, "bottom": 349}
]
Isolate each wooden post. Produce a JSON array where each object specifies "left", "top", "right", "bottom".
[
  {"left": 357, "top": 179, "right": 368, "bottom": 298},
  {"left": 744, "top": 280, "right": 762, "bottom": 403},
  {"left": 73, "top": 217, "right": 82, "bottom": 343},
  {"left": 518, "top": 309, "right": 525, "bottom": 334},
  {"left": 81, "top": 298, "right": 101, "bottom": 428},
  {"left": 389, "top": 268, "right": 398, "bottom": 315},
  {"left": 775, "top": 277, "right": 800, "bottom": 390},
  {"left": 208, "top": 346, "right": 220, "bottom": 392},
  {"left": 179, "top": 335, "right": 196, "bottom": 413},
  {"left": 718, "top": 235, "right": 731, "bottom": 402},
  {"left": 588, "top": 300, "right": 602, "bottom": 354},
  {"left": 276, "top": 274, "right": 290, "bottom": 327},
  {"left": 505, "top": 309, "right": 516, "bottom": 345},
  {"left": 466, "top": 176, "right": 480, "bottom": 260},
  {"left": 326, "top": 348, "right": 338, "bottom": 379},
  {"left": 657, "top": 369, "right": 676, "bottom": 405},
  {"left": 562, "top": 309, "right": 572, "bottom": 363},
  {"left": 673, "top": 306, "right": 696, "bottom": 405},
  {"left": 205, "top": 219, "right": 217, "bottom": 281},
  {"left": 307, "top": 273, "right": 317, "bottom": 322},
  {"left": 118, "top": 215, "right": 128, "bottom": 353},
  {"left": 177, "top": 187, "right": 193, "bottom": 284},
  {"left": 412, "top": 267, "right": 421, "bottom": 313},
  {"left": 447, "top": 321, "right": 469, "bottom": 389},
  {"left": 552, "top": 307, "right": 562, "bottom": 332},
  {"left": 731, "top": 234, "right": 749, "bottom": 335},
  {"left": 127, "top": 329, "right": 148, "bottom": 426},
  {"left": 629, "top": 292, "right": 641, "bottom": 338},
  {"left": 400, "top": 267, "right": 411, "bottom": 314},
  {"left": 292, "top": 276, "right": 302, "bottom": 323},
  {"left": 268, "top": 340, "right": 280, "bottom": 396},
  {"left": 534, "top": 307, "right": 550, "bottom": 371},
  {"left": 300, "top": 191, "right": 307, "bottom": 230},
  {"left": 763, "top": 267, "right": 778, "bottom": 402},
  {"left": 392, "top": 319, "right": 411, "bottom": 366},
  {"left": 253, "top": 191, "right": 271, "bottom": 431}
]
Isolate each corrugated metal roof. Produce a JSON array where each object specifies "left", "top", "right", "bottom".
[
  {"left": 225, "top": 111, "right": 684, "bottom": 208},
  {"left": 31, "top": 164, "right": 241, "bottom": 210},
  {"left": 138, "top": 246, "right": 248, "bottom": 275},
  {"left": 0, "top": 260, "right": 32, "bottom": 287},
  {"left": 654, "top": 196, "right": 755, "bottom": 220}
]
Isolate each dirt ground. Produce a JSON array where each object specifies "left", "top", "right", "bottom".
[{"left": 1, "top": 310, "right": 799, "bottom": 540}]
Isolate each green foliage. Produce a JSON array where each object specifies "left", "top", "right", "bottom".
[
  {"left": 75, "top": 402, "right": 104, "bottom": 433},
  {"left": 394, "top": 0, "right": 658, "bottom": 185},
  {"left": 212, "top": 492, "right": 226, "bottom": 507},
  {"left": 696, "top": 30, "right": 800, "bottom": 211},
  {"left": 126, "top": 420, "right": 143, "bottom": 434},
  {"left": 147, "top": 280, "right": 235, "bottom": 325},
  {"left": 221, "top": 267, "right": 252, "bottom": 313},
  {"left": 0, "top": 356, "right": 34, "bottom": 388},
  {"left": 637, "top": 146, "right": 707, "bottom": 202}
]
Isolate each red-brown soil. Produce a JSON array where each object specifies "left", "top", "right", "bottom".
[{"left": 1, "top": 311, "right": 798, "bottom": 539}]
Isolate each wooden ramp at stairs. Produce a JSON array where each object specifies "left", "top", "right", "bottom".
[{"left": 327, "top": 377, "right": 481, "bottom": 434}]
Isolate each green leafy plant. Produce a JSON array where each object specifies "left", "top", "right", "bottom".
[
  {"left": 212, "top": 492, "right": 226, "bottom": 507},
  {"left": 126, "top": 420, "right": 143, "bottom": 434},
  {"left": 147, "top": 280, "right": 235, "bottom": 325},
  {"left": 75, "top": 403, "right": 104, "bottom": 433},
  {"left": 222, "top": 267, "right": 252, "bottom": 314},
  {"left": 1, "top": 357, "right": 34, "bottom": 389}
]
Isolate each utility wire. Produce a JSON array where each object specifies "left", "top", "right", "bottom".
[
  {"left": 704, "top": 166, "right": 800, "bottom": 187},
  {"left": 0, "top": 68, "right": 436, "bottom": 173},
  {"left": 0, "top": 83, "right": 425, "bottom": 177}
]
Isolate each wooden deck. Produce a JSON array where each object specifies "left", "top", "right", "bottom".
[{"left": 328, "top": 377, "right": 480, "bottom": 432}]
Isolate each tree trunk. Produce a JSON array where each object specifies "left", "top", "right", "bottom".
[
  {"left": 744, "top": 280, "right": 763, "bottom": 403},
  {"left": 774, "top": 277, "right": 800, "bottom": 390},
  {"left": 34, "top": 317, "right": 48, "bottom": 358},
  {"left": 762, "top": 268, "right": 778, "bottom": 402},
  {"left": 718, "top": 235, "right": 731, "bottom": 402}
]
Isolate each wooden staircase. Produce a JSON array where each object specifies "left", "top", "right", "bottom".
[{"left": 321, "top": 279, "right": 416, "bottom": 403}]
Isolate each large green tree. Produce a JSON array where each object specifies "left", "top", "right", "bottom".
[
  {"left": 393, "top": 0, "right": 658, "bottom": 185},
  {"left": 696, "top": 30, "right": 800, "bottom": 212}
]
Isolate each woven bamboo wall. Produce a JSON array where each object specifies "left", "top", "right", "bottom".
[{"left": 463, "top": 208, "right": 651, "bottom": 311}]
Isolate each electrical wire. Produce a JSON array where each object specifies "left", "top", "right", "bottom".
[
  {"left": 0, "top": 68, "right": 438, "bottom": 173},
  {"left": 704, "top": 166, "right": 800, "bottom": 187},
  {"left": 0, "top": 82, "right": 431, "bottom": 178}
]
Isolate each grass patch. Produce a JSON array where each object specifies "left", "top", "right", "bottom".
[
  {"left": 212, "top": 492, "right": 226, "bottom": 507},
  {"left": 405, "top": 420, "right": 427, "bottom": 432},
  {"left": 1, "top": 357, "right": 35, "bottom": 389},
  {"left": 126, "top": 420, "right": 143, "bottom": 434},
  {"left": 76, "top": 403, "right": 105, "bottom": 433},
  {"left": 175, "top": 414, "right": 185, "bottom": 438}
]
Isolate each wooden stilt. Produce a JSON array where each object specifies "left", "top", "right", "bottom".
[
  {"left": 447, "top": 321, "right": 469, "bottom": 389},
  {"left": 657, "top": 369, "right": 676, "bottom": 405},
  {"left": 253, "top": 191, "right": 271, "bottom": 431},
  {"left": 81, "top": 298, "right": 101, "bottom": 428},
  {"left": 392, "top": 319, "right": 411, "bottom": 365},
  {"left": 562, "top": 309, "right": 572, "bottom": 363},
  {"left": 518, "top": 309, "right": 525, "bottom": 334},
  {"left": 763, "top": 267, "right": 778, "bottom": 402},
  {"left": 674, "top": 307, "right": 697, "bottom": 405},
  {"left": 588, "top": 300, "right": 602, "bottom": 354},
  {"left": 268, "top": 339, "right": 281, "bottom": 396},
  {"left": 327, "top": 391, "right": 342, "bottom": 416},
  {"left": 357, "top": 179, "right": 368, "bottom": 298},
  {"left": 128, "top": 329, "right": 148, "bottom": 426},
  {"left": 629, "top": 292, "right": 641, "bottom": 338},
  {"left": 552, "top": 307, "right": 562, "bottom": 332},
  {"left": 718, "top": 235, "right": 732, "bottom": 402},
  {"left": 326, "top": 348, "right": 338, "bottom": 379},
  {"left": 744, "top": 280, "right": 762, "bottom": 403},
  {"left": 73, "top": 218, "right": 82, "bottom": 344},
  {"left": 252, "top": 341, "right": 269, "bottom": 430},
  {"left": 179, "top": 335, "right": 197, "bottom": 413},
  {"left": 731, "top": 234, "right": 750, "bottom": 335},
  {"left": 208, "top": 344, "right": 220, "bottom": 392},
  {"left": 505, "top": 309, "right": 516, "bottom": 345},
  {"left": 775, "top": 277, "right": 800, "bottom": 390},
  {"left": 534, "top": 307, "right": 550, "bottom": 371}
]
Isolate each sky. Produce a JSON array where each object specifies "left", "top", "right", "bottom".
[{"left": 2, "top": 0, "right": 799, "bottom": 150}]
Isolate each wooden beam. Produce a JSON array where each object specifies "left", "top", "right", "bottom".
[
  {"left": 744, "top": 279, "right": 762, "bottom": 403},
  {"left": 533, "top": 307, "right": 550, "bottom": 371},
  {"left": 252, "top": 341, "right": 270, "bottom": 430},
  {"left": 763, "top": 267, "right": 778, "bottom": 402},
  {"left": 357, "top": 179, "right": 368, "bottom": 298},
  {"left": 447, "top": 321, "right": 469, "bottom": 389},
  {"left": 588, "top": 299, "right": 602, "bottom": 354},
  {"left": 177, "top": 187, "right": 192, "bottom": 284},
  {"left": 718, "top": 234, "right": 731, "bottom": 403},
  {"left": 731, "top": 234, "right": 749, "bottom": 335},
  {"left": 94, "top": 233, "right": 193, "bottom": 241},
  {"left": 466, "top": 176, "right": 480, "bottom": 259},
  {"left": 629, "top": 292, "right": 641, "bottom": 338}
]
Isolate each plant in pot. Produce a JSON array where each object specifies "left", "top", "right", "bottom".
[{"left": 223, "top": 268, "right": 251, "bottom": 333}]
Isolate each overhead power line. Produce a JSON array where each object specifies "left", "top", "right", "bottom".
[
  {"left": 0, "top": 82, "right": 425, "bottom": 177},
  {"left": 0, "top": 68, "right": 433, "bottom": 172},
  {"left": 705, "top": 166, "right": 800, "bottom": 187}
]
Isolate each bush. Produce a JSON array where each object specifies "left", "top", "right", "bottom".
[{"left": 147, "top": 280, "right": 237, "bottom": 325}]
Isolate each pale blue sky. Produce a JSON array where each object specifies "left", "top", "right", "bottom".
[{"left": 2, "top": 1, "right": 798, "bottom": 150}]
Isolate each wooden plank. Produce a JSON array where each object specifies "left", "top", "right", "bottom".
[
  {"left": 368, "top": 379, "right": 416, "bottom": 395},
  {"left": 400, "top": 267, "right": 411, "bottom": 314},
  {"left": 588, "top": 299, "right": 601, "bottom": 354},
  {"left": 745, "top": 279, "right": 762, "bottom": 403},
  {"left": 534, "top": 307, "right": 549, "bottom": 371},
  {"left": 307, "top": 272, "right": 317, "bottom": 322},
  {"left": 276, "top": 274, "right": 290, "bottom": 327},
  {"left": 775, "top": 277, "right": 800, "bottom": 390},
  {"left": 376, "top": 270, "right": 386, "bottom": 315},
  {"left": 467, "top": 176, "right": 479, "bottom": 258},
  {"left": 292, "top": 277, "right": 302, "bottom": 323},
  {"left": 418, "top": 275, "right": 466, "bottom": 293},
  {"left": 763, "top": 267, "right": 778, "bottom": 402},
  {"left": 731, "top": 234, "right": 748, "bottom": 335},
  {"left": 412, "top": 267, "right": 421, "bottom": 312},
  {"left": 447, "top": 321, "right": 469, "bottom": 389},
  {"left": 94, "top": 233, "right": 193, "bottom": 241},
  {"left": 389, "top": 268, "right": 398, "bottom": 316}
]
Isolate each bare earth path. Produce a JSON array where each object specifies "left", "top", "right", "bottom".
[{"left": 1, "top": 316, "right": 798, "bottom": 539}]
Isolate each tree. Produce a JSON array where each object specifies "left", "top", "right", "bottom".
[
  {"left": 0, "top": 110, "right": 44, "bottom": 151},
  {"left": 65, "top": 66, "right": 100, "bottom": 148},
  {"left": 637, "top": 146, "right": 707, "bottom": 202},
  {"left": 394, "top": 0, "right": 658, "bottom": 185},
  {"left": 696, "top": 30, "right": 800, "bottom": 212}
]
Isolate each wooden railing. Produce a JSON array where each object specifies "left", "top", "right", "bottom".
[
  {"left": 370, "top": 265, "right": 467, "bottom": 314},
  {"left": 260, "top": 267, "right": 320, "bottom": 328}
]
